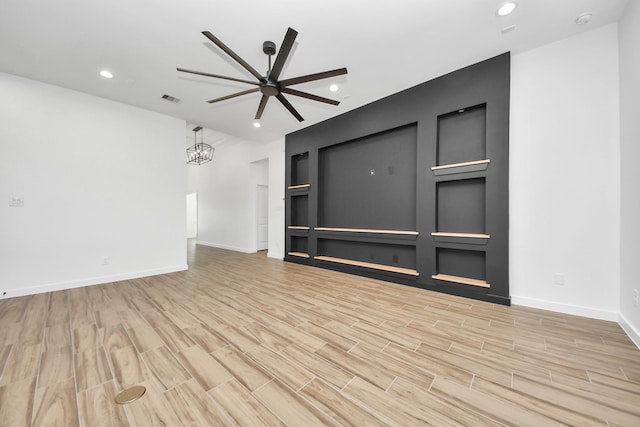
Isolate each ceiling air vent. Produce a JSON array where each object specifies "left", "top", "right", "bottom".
[{"left": 161, "top": 94, "right": 181, "bottom": 103}]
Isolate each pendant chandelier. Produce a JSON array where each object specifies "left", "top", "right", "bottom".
[{"left": 186, "top": 126, "right": 214, "bottom": 165}]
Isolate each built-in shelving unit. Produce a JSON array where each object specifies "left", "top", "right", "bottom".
[
  {"left": 285, "top": 52, "right": 510, "bottom": 304},
  {"left": 431, "top": 104, "right": 491, "bottom": 291},
  {"left": 286, "top": 152, "right": 311, "bottom": 265}
]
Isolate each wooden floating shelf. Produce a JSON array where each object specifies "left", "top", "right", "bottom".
[
  {"left": 431, "top": 159, "right": 490, "bottom": 176},
  {"left": 288, "top": 226, "right": 310, "bottom": 230},
  {"left": 432, "top": 273, "right": 490, "bottom": 288},
  {"left": 432, "top": 159, "right": 490, "bottom": 171},
  {"left": 288, "top": 184, "right": 311, "bottom": 190},
  {"left": 315, "top": 227, "right": 419, "bottom": 236},
  {"left": 431, "top": 232, "right": 490, "bottom": 239},
  {"left": 287, "top": 252, "right": 310, "bottom": 258},
  {"left": 315, "top": 255, "right": 419, "bottom": 276}
]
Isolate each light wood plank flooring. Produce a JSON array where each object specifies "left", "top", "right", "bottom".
[{"left": 1, "top": 243, "right": 639, "bottom": 426}]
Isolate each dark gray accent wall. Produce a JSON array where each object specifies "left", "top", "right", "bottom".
[{"left": 285, "top": 53, "right": 510, "bottom": 304}]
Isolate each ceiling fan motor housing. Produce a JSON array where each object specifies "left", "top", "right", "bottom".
[
  {"left": 263, "top": 41, "right": 276, "bottom": 55},
  {"left": 260, "top": 81, "right": 280, "bottom": 96}
]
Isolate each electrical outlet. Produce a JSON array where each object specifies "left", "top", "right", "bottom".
[
  {"left": 102, "top": 256, "right": 110, "bottom": 266},
  {"left": 634, "top": 289, "right": 639, "bottom": 307}
]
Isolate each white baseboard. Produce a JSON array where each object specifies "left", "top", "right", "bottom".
[
  {"left": 268, "top": 251, "right": 284, "bottom": 260},
  {"left": 196, "top": 240, "right": 253, "bottom": 254},
  {"left": 618, "top": 314, "right": 640, "bottom": 349},
  {"left": 0, "top": 264, "right": 188, "bottom": 300},
  {"left": 511, "top": 295, "right": 619, "bottom": 322}
]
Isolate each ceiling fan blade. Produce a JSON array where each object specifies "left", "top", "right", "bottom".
[
  {"left": 255, "top": 95, "right": 269, "bottom": 120},
  {"left": 268, "top": 27, "right": 297, "bottom": 82},
  {"left": 276, "top": 94, "right": 304, "bottom": 122},
  {"left": 201, "top": 31, "right": 266, "bottom": 83},
  {"left": 281, "top": 87, "right": 340, "bottom": 105},
  {"left": 206, "top": 87, "right": 260, "bottom": 104},
  {"left": 280, "top": 67, "right": 348, "bottom": 87},
  {"left": 177, "top": 68, "right": 259, "bottom": 86}
]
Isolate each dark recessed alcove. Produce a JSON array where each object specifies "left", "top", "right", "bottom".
[
  {"left": 437, "top": 248, "right": 486, "bottom": 281},
  {"left": 318, "top": 124, "right": 417, "bottom": 230},
  {"left": 318, "top": 239, "right": 416, "bottom": 270},
  {"left": 291, "top": 152, "right": 309, "bottom": 185},
  {"left": 290, "top": 195, "right": 308, "bottom": 227},
  {"left": 437, "top": 104, "right": 487, "bottom": 166},
  {"left": 290, "top": 236, "right": 308, "bottom": 254},
  {"left": 436, "top": 178, "right": 486, "bottom": 234}
]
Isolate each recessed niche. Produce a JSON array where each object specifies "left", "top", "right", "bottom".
[
  {"left": 317, "top": 239, "right": 416, "bottom": 270},
  {"left": 291, "top": 152, "right": 309, "bottom": 186},
  {"left": 291, "top": 195, "right": 308, "bottom": 227},
  {"left": 290, "top": 236, "right": 308, "bottom": 254},
  {"left": 437, "top": 178, "right": 485, "bottom": 234},
  {"left": 318, "top": 124, "right": 417, "bottom": 230},
  {"left": 436, "top": 248, "right": 485, "bottom": 281},
  {"left": 437, "top": 104, "right": 486, "bottom": 166}
]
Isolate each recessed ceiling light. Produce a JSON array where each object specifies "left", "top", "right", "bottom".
[
  {"left": 329, "top": 84, "right": 339, "bottom": 92},
  {"left": 576, "top": 12, "right": 592, "bottom": 25},
  {"left": 253, "top": 121, "right": 261, "bottom": 128},
  {"left": 497, "top": 2, "right": 517, "bottom": 17},
  {"left": 99, "top": 70, "right": 113, "bottom": 79}
]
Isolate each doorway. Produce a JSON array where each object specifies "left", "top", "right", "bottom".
[
  {"left": 186, "top": 193, "right": 198, "bottom": 239},
  {"left": 257, "top": 185, "right": 269, "bottom": 251}
]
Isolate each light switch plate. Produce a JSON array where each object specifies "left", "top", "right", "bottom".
[{"left": 9, "top": 197, "right": 24, "bottom": 207}]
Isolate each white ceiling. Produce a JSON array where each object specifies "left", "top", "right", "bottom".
[{"left": 0, "top": 0, "right": 628, "bottom": 144}]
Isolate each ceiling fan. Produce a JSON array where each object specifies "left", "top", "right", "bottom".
[{"left": 177, "top": 28, "right": 348, "bottom": 122}]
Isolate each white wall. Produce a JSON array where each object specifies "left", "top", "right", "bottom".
[
  {"left": 186, "top": 193, "right": 198, "bottom": 238},
  {"left": 510, "top": 24, "right": 621, "bottom": 320},
  {"left": 252, "top": 140, "right": 286, "bottom": 259},
  {"left": 619, "top": 1, "right": 640, "bottom": 346},
  {"left": 0, "top": 72, "right": 187, "bottom": 298},
  {"left": 195, "top": 135, "right": 285, "bottom": 259}
]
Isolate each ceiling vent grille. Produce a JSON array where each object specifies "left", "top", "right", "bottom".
[{"left": 161, "top": 94, "right": 181, "bottom": 103}]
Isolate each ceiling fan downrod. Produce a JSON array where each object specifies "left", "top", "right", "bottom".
[
  {"left": 263, "top": 40, "right": 276, "bottom": 76},
  {"left": 260, "top": 40, "right": 280, "bottom": 96}
]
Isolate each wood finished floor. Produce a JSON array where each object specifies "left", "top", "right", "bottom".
[{"left": 1, "top": 243, "right": 639, "bottom": 426}]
